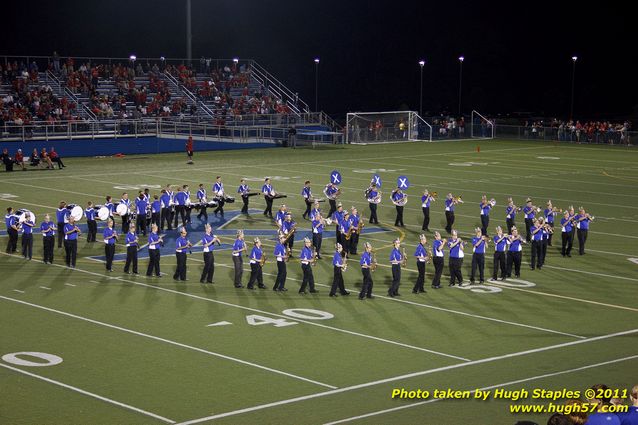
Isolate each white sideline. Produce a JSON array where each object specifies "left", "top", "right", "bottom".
[
  {"left": 322, "top": 354, "right": 638, "bottom": 425},
  {"left": 0, "top": 252, "right": 469, "bottom": 362},
  {"left": 174, "top": 328, "right": 638, "bottom": 425},
  {"left": 0, "top": 363, "right": 176, "bottom": 424},
  {"left": 0, "top": 295, "right": 337, "bottom": 390}
]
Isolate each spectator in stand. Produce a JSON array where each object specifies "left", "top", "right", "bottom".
[{"left": 14, "top": 149, "right": 25, "bottom": 171}]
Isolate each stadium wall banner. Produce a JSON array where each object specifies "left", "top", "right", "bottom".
[{"left": 2, "top": 136, "right": 277, "bottom": 158}]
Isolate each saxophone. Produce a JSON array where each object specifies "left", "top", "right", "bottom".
[
  {"left": 311, "top": 247, "right": 318, "bottom": 266},
  {"left": 259, "top": 254, "right": 267, "bottom": 267},
  {"left": 356, "top": 215, "right": 364, "bottom": 234},
  {"left": 342, "top": 256, "right": 348, "bottom": 272},
  {"left": 371, "top": 250, "right": 378, "bottom": 272},
  {"left": 401, "top": 247, "right": 407, "bottom": 267}
]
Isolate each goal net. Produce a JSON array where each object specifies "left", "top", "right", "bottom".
[
  {"left": 346, "top": 111, "right": 432, "bottom": 144},
  {"left": 471, "top": 110, "right": 495, "bottom": 139}
]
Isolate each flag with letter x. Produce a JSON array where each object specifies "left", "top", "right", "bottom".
[
  {"left": 372, "top": 174, "right": 382, "bottom": 187},
  {"left": 397, "top": 175, "right": 410, "bottom": 189},
  {"left": 330, "top": 170, "right": 342, "bottom": 185}
]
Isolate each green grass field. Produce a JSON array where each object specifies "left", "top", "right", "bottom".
[{"left": 1, "top": 139, "right": 637, "bottom": 425}]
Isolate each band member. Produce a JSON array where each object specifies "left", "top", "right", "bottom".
[
  {"left": 506, "top": 227, "right": 524, "bottom": 278},
  {"left": 174, "top": 187, "right": 188, "bottom": 228},
  {"left": 183, "top": 185, "right": 193, "bottom": 224},
  {"left": 530, "top": 219, "right": 543, "bottom": 270},
  {"left": 56, "top": 201, "right": 68, "bottom": 248},
  {"left": 281, "top": 213, "right": 296, "bottom": 255},
  {"left": 273, "top": 234, "right": 288, "bottom": 291},
  {"left": 124, "top": 223, "right": 139, "bottom": 274},
  {"left": 311, "top": 211, "right": 324, "bottom": 259},
  {"left": 568, "top": 206, "right": 577, "bottom": 243},
  {"left": 391, "top": 187, "right": 407, "bottom": 227},
  {"left": 505, "top": 197, "right": 518, "bottom": 234},
  {"left": 142, "top": 188, "right": 150, "bottom": 203},
  {"left": 262, "top": 178, "right": 275, "bottom": 218},
  {"left": 444, "top": 193, "right": 462, "bottom": 234},
  {"left": 238, "top": 179, "right": 250, "bottom": 214},
  {"left": 63, "top": 217, "right": 81, "bottom": 268},
  {"left": 232, "top": 230, "right": 246, "bottom": 288},
  {"left": 359, "top": 242, "right": 375, "bottom": 299},
  {"left": 105, "top": 196, "right": 115, "bottom": 221},
  {"left": 299, "top": 237, "right": 318, "bottom": 294},
  {"left": 413, "top": 234, "right": 429, "bottom": 293},
  {"left": 200, "top": 223, "right": 221, "bottom": 284},
  {"left": 560, "top": 211, "right": 574, "bottom": 257},
  {"left": 41, "top": 214, "right": 55, "bottom": 264},
  {"left": 522, "top": 198, "right": 537, "bottom": 242},
  {"left": 447, "top": 230, "right": 464, "bottom": 286},
  {"left": 146, "top": 224, "right": 162, "bottom": 277},
  {"left": 389, "top": 238, "right": 404, "bottom": 297},
  {"left": 151, "top": 195, "right": 161, "bottom": 228},
  {"left": 186, "top": 135, "right": 194, "bottom": 164},
  {"left": 103, "top": 219, "right": 118, "bottom": 272},
  {"left": 21, "top": 211, "right": 34, "bottom": 260},
  {"left": 5, "top": 207, "right": 19, "bottom": 253},
  {"left": 543, "top": 201, "right": 559, "bottom": 246},
  {"left": 479, "top": 195, "right": 494, "bottom": 236},
  {"left": 575, "top": 207, "right": 593, "bottom": 255},
  {"left": 85, "top": 201, "right": 97, "bottom": 242},
  {"left": 324, "top": 182, "right": 340, "bottom": 218},
  {"left": 174, "top": 227, "right": 192, "bottom": 281},
  {"left": 135, "top": 193, "right": 148, "bottom": 236},
  {"left": 275, "top": 204, "right": 288, "bottom": 228},
  {"left": 365, "top": 182, "right": 381, "bottom": 224},
  {"left": 539, "top": 218, "right": 550, "bottom": 267},
  {"left": 160, "top": 189, "right": 172, "bottom": 230},
  {"left": 332, "top": 203, "right": 345, "bottom": 245},
  {"left": 119, "top": 193, "right": 131, "bottom": 233},
  {"left": 247, "top": 238, "right": 266, "bottom": 289},
  {"left": 212, "top": 176, "right": 225, "bottom": 217},
  {"left": 349, "top": 207, "right": 361, "bottom": 255},
  {"left": 329, "top": 243, "right": 350, "bottom": 297},
  {"left": 196, "top": 183, "right": 208, "bottom": 221},
  {"left": 165, "top": 184, "right": 176, "bottom": 226},
  {"left": 309, "top": 200, "right": 322, "bottom": 221},
  {"left": 491, "top": 226, "right": 508, "bottom": 281},
  {"left": 340, "top": 211, "right": 352, "bottom": 257},
  {"left": 431, "top": 232, "right": 445, "bottom": 289},
  {"left": 301, "top": 180, "right": 313, "bottom": 220},
  {"left": 470, "top": 227, "right": 487, "bottom": 284},
  {"left": 421, "top": 190, "right": 435, "bottom": 231}
]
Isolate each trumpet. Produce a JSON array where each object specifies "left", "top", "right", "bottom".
[{"left": 453, "top": 195, "right": 463, "bottom": 203}]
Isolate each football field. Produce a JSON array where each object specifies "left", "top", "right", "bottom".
[{"left": 1, "top": 139, "right": 637, "bottom": 424}]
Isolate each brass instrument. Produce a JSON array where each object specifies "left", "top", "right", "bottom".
[
  {"left": 311, "top": 247, "right": 318, "bottom": 266},
  {"left": 431, "top": 191, "right": 438, "bottom": 199},
  {"left": 282, "top": 223, "right": 297, "bottom": 244},
  {"left": 453, "top": 195, "right": 464, "bottom": 203},
  {"left": 285, "top": 247, "right": 291, "bottom": 262},
  {"left": 371, "top": 250, "right": 378, "bottom": 272},
  {"left": 401, "top": 247, "right": 407, "bottom": 267},
  {"left": 259, "top": 254, "right": 267, "bottom": 267},
  {"left": 342, "top": 256, "right": 348, "bottom": 272},
  {"left": 356, "top": 215, "right": 365, "bottom": 234},
  {"left": 426, "top": 246, "right": 433, "bottom": 265}
]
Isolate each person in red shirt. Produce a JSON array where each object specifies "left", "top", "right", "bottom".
[
  {"left": 49, "top": 147, "right": 65, "bottom": 169},
  {"left": 186, "top": 136, "right": 193, "bottom": 164},
  {"left": 14, "top": 149, "right": 26, "bottom": 171}
]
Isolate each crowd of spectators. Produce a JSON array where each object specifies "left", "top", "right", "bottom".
[
  {"left": 1, "top": 146, "right": 65, "bottom": 171},
  {"left": 1, "top": 61, "right": 80, "bottom": 128},
  {"left": 524, "top": 119, "right": 632, "bottom": 144}
]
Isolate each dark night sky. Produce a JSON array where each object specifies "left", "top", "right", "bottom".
[{"left": 3, "top": 0, "right": 635, "bottom": 120}]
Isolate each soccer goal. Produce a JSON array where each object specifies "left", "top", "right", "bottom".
[
  {"left": 471, "top": 110, "right": 495, "bottom": 139},
  {"left": 346, "top": 111, "right": 433, "bottom": 144}
]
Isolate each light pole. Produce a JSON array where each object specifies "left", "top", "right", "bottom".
[
  {"left": 418, "top": 60, "right": 425, "bottom": 116},
  {"left": 569, "top": 56, "right": 578, "bottom": 120},
  {"left": 458, "top": 56, "right": 464, "bottom": 116},
  {"left": 314, "top": 58, "right": 320, "bottom": 112}
]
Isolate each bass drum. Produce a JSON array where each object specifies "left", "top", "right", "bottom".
[
  {"left": 97, "top": 206, "right": 110, "bottom": 221},
  {"left": 17, "top": 209, "right": 37, "bottom": 225},
  {"left": 116, "top": 203, "right": 129, "bottom": 216},
  {"left": 70, "top": 205, "right": 84, "bottom": 221}
]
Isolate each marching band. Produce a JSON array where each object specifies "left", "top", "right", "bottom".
[{"left": 4, "top": 173, "right": 598, "bottom": 298}]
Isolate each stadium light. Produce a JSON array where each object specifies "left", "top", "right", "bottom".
[
  {"left": 160, "top": 56, "right": 165, "bottom": 61},
  {"left": 129, "top": 55, "right": 137, "bottom": 62},
  {"left": 233, "top": 57, "right": 239, "bottom": 64},
  {"left": 570, "top": 56, "right": 578, "bottom": 119},
  {"left": 418, "top": 60, "right": 425, "bottom": 116},
  {"left": 458, "top": 56, "right": 464, "bottom": 115},
  {"left": 314, "top": 58, "right": 320, "bottom": 111}
]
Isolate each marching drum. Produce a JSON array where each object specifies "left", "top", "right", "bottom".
[
  {"left": 116, "top": 203, "right": 129, "bottom": 216},
  {"left": 223, "top": 196, "right": 235, "bottom": 204},
  {"left": 17, "top": 209, "right": 37, "bottom": 225},
  {"left": 97, "top": 206, "right": 110, "bottom": 221},
  {"left": 70, "top": 205, "right": 84, "bottom": 221}
]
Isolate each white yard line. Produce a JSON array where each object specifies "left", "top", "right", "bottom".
[
  {"left": 0, "top": 363, "right": 176, "bottom": 424},
  {"left": 0, "top": 252, "right": 468, "bottom": 362},
  {"left": 322, "top": 354, "right": 638, "bottom": 425},
  {"left": 0, "top": 295, "right": 337, "bottom": 390},
  {"left": 174, "top": 328, "right": 638, "bottom": 425}
]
